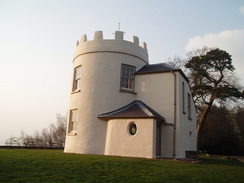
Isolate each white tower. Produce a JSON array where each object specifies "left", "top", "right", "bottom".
[{"left": 64, "top": 31, "right": 148, "bottom": 154}]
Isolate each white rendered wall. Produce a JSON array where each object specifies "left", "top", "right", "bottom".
[
  {"left": 135, "top": 72, "right": 175, "bottom": 120},
  {"left": 105, "top": 119, "right": 155, "bottom": 158},
  {"left": 135, "top": 72, "right": 197, "bottom": 158},
  {"left": 64, "top": 31, "right": 148, "bottom": 155},
  {"left": 175, "top": 73, "right": 197, "bottom": 158},
  {"left": 64, "top": 31, "right": 197, "bottom": 159},
  {"left": 135, "top": 72, "right": 175, "bottom": 157}
]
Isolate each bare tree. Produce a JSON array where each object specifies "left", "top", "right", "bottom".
[
  {"left": 51, "top": 114, "right": 67, "bottom": 147},
  {"left": 33, "top": 130, "right": 44, "bottom": 147},
  {"left": 14, "top": 113, "right": 67, "bottom": 148},
  {"left": 5, "top": 136, "right": 22, "bottom": 146},
  {"left": 41, "top": 128, "right": 53, "bottom": 147},
  {"left": 165, "top": 55, "right": 188, "bottom": 73},
  {"left": 23, "top": 135, "right": 36, "bottom": 146}
]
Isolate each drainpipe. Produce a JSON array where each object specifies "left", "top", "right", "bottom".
[{"left": 171, "top": 70, "right": 176, "bottom": 158}]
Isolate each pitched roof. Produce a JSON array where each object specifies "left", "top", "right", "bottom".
[
  {"left": 136, "top": 63, "right": 179, "bottom": 74},
  {"left": 98, "top": 100, "right": 165, "bottom": 121},
  {"left": 135, "top": 63, "right": 189, "bottom": 82}
]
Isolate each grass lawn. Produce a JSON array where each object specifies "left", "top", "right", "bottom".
[{"left": 0, "top": 149, "right": 243, "bottom": 183}]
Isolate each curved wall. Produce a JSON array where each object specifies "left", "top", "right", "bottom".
[{"left": 64, "top": 31, "right": 148, "bottom": 154}]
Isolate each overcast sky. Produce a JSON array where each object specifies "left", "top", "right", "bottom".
[{"left": 0, "top": 0, "right": 243, "bottom": 145}]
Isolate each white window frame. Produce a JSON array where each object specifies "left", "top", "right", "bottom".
[
  {"left": 69, "top": 109, "right": 78, "bottom": 133},
  {"left": 187, "top": 93, "right": 192, "bottom": 119},
  {"left": 120, "top": 64, "right": 135, "bottom": 91},
  {"left": 73, "top": 66, "right": 81, "bottom": 91},
  {"left": 182, "top": 82, "right": 186, "bottom": 114}
]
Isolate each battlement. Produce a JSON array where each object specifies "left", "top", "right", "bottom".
[
  {"left": 76, "top": 31, "right": 147, "bottom": 50},
  {"left": 74, "top": 31, "right": 149, "bottom": 63}
]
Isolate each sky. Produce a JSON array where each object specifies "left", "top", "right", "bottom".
[{"left": 0, "top": 0, "right": 244, "bottom": 145}]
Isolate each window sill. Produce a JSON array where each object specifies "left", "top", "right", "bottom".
[
  {"left": 68, "top": 132, "right": 77, "bottom": 136},
  {"left": 120, "top": 89, "right": 137, "bottom": 95},
  {"left": 71, "top": 89, "right": 80, "bottom": 94}
]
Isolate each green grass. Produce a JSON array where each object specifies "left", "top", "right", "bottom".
[{"left": 0, "top": 149, "right": 243, "bottom": 183}]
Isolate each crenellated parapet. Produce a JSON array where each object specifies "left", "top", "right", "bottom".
[{"left": 74, "top": 31, "right": 148, "bottom": 63}]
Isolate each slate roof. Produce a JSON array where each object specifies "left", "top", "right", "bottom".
[
  {"left": 136, "top": 63, "right": 179, "bottom": 74},
  {"left": 98, "top": 100, "right": 165, "bottom": 121},
  {"left": 136, "top": 63, "right": 189, "bottom": 82}
]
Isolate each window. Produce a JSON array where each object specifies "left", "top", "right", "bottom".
[
  {"left": 69, "top": 109, "right": 77, "bottom": 133},
  {"left": 128, "top": 122, "right": 137, "bottom": 136},
  {"left": 182, "top": 82, "right": 185, "bottom": 114},
  {"left": 73, "top": 66, "right": 81, "bottom": 91},
  {"left": 120, "top": 64, "right": 135, "bottom": 91},
  {"left": 187, "top": 93, "right": 192, "bottom": 119}
]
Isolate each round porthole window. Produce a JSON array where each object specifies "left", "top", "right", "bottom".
[{"left": 129, "top": 122, "right": 137, "bottom": 136}]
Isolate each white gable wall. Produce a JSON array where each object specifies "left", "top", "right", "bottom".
[
  {"left": 135, "top": 71, "right": 197, "bottom": 158},
  {"left": 135, "top": 72, "right": 175, "bottom": 157},
  {"left": 135, "top": 72, "right": 175, "bottom": 121}
]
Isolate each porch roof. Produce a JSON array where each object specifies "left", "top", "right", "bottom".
[{"left": 98, "top": 100, "right": 165, "bottom": 121}]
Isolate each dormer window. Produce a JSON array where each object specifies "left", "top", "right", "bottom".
[
  {"left": 120, "top": 64, "right": 135, "bottom": 91},
  {"left": 73, "top": 66, "right": 81, "bottom": 91}
]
